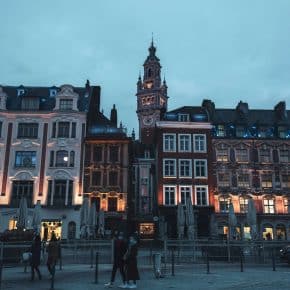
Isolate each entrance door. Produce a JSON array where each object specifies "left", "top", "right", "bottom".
[{"left": 108, "top": 197, "right": 118, "bottom": 212}]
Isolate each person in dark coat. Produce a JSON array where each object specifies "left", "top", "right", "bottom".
[
  {"left": 105, "top": 231, "right": 127, "bottom": 288},
  {"left": 30, "top": 234, "right": 42, "bottom": 281},
  {"left": 123, "top": 235, "right": 140, "bottom": 289},
  {"left": 46, "top": 232, "right": 60, "bottom": 277}
]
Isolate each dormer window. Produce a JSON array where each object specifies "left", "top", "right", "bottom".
[
  {"left": 17, "top": 89, "right": 25, "bottom": 97},
  {"left": 178, "top": 114, "right": 189, "bottom": 122},
  {"left": 50, "top": 89, "right": 57, "bottom": 97},
  {"left": 60, "top": 99, "right": 73, "bottom": 110},
  {"left": 21, "top": 96, "right": 39, "bottom": 110}
]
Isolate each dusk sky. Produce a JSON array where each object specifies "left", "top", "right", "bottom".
[{"left": 1, "top": 0, "right": 290, "bottom": 134}]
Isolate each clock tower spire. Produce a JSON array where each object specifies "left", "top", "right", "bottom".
[{"left": 136, "top": 40, "right": 168, "bottom": 144}]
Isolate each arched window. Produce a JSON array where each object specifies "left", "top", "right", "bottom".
[
  {"left": 56, "top": 150, "right": 68, "bottom": 167},
  {"left": 276, "top": 224, "right": 287, "bottom": 240},
  {"left": 219, "top": 195, "right": 231, "bottom": 213},
  {"left": 147, "top": 68, "right": 152, "bottom": 78},
  {"left": 69, "top": 151, "right": 75, "bottom": 167}
]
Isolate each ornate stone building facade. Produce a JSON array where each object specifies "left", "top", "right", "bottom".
[
  {"left": 203, "top": 100, "right": 290, "bottom": 240},
  {"left": 0, "top": 82, "right": 95, "bottom": 239},
  {"left": 83, "top": 91, "right": 130, "bottom": 234}
]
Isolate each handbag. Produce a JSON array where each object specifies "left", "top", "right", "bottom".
[{"left": 22, "top": 252, "right": 32, "bottom": 262}]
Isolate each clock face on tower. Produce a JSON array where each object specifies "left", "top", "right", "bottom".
[{"left": 142, "top": 116, "right": 154, "bottom": 126}]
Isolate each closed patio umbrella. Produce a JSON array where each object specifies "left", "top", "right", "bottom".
[
  {"left": 32, "top": 200, "right": 42, "bottom": 233},
  {"left": 88, "top": 202, "right": 97, "bottom": 239},
  {"left": 247, "top": 198, "right": 257, "bottom": 240},
  {"left": 177, "top": 203, "right": 185, "bottom": 239},
  {"left": 80, "top": 197, "right": 89, "bottom": 239},
  {"left": 185, "top": 197, "right": 195, "bottom": 240},
  {"left": 98, "top": 210, "right": 105, "bottom": 237},
  {"left": 17, "top": 196, "right": 28, "bottom": 230},
  {"left": 228, "top": 203, "right": 237, "bottom": 239}
]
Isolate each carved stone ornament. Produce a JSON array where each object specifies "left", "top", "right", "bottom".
[
  {"left": 21, "top": 139, "right": 33, "bottom": 148},
  {"left": 57, "top": 138, "right": 68, "bottom": 147},
  {"left": 54, "top": 170, "right": 71, "bottom": 179},
  {"left": 14, "top": 171, "right": 33, "bottom": 180},
  {"left": 56, "top": 85, "right": 79, "bottom": 99}
]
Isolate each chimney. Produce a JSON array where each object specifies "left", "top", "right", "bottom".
[{"left": 110, "top": 104, "right": 117, "bottom": 127}]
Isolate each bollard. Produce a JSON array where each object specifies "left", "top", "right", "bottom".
[
  {"left": 206, "top": 251, "right": 210, "bottom": 274},
  {"left": 95, "top": 252, "right": 99, "bottom": 284},
  {"left": 59, "top": 247, "right": 62, "bottom": 271},
  {"left": 272, "top": 249, "right": 276, "bottom": 271},
  {"left": 90, "top": 246, "right": 93, "bottom": 269},
  {"left": 50, "top": 265, "right": 55, "bottom": 290},
  {"left": 171, "top": 249, "right": 175, "bottom": 276},
  {"left": 240, "top": 250, "right": 244, "bottom": 272}
]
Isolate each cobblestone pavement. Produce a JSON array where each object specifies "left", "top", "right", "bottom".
[{"left": 2, "top": 263, "right": 290, "bottom": 290}]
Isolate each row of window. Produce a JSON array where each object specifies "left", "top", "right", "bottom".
[
  {"left": 214, "top": 125, "right": 290, "bottom": 139},
  {"left": 219, "top": 196, "right": 290, "bottom": 214},
  {"left": 217, "top": 172, "right": 290, "bottom": 188},
  {"left": 163, "top": 185, "right": 209, "bottom": 206},
  {"left": 216, "top": 147, "right": 290, "bottom": 163},
  {"left": 84, "top": 170, "right": 119, "bottom": 189},
  {"left": 163, "top": 134, "right": 207, "bottom": 153},
  {"left": 163, "top": 159, "right": 207, "bottom": 178},
  {"left": 0, "top": 122, "right": 78, "bottom": 139},
  {"left": 10, "top": 180, "right": 73, "bottom": 208},
  {"left": 85, "top": 145, "right": 120, "bottom": 163},
  {"left": 14, "top": 150, "right": 76, "bottom": 168}
]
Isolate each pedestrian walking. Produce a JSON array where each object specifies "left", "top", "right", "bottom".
[
  {"left": 123, "top": 235, "right": 140, "bottom": 289},
  {"left": 46, "top": 232, "right": 59, "bottom": 277},
  {"left": 105, "top": 231, "right": 127, "bottom": 288},
  {"left": 30, "top": 233, "right": 42, "bottom": 281}
]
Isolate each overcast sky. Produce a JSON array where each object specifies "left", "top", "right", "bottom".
[{"left": 1, "top": 0, "right": 290, "bottom": 134}]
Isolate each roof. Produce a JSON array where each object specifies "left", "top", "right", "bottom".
[
  {"left": 164, "top": 106, "right": 209, "bottom": 122},
  {"left": 1, "top": 84, "right": 97, "bottom": 112}
]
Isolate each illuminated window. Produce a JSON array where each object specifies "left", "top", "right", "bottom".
[
  {"left": 15, "top": 151, "right": 36, "bottom": 168},
  {"left": 178, "top": 134, "right": 191, "bottom": 152},
  {"left": 284, "top": 198, "right": 290, "bottom": 213},
  {"left": 235, "top": 148, "right": 248, "bottom": 163},
  {"left": 56, "top": 150, "right": 69, "bottom": 167},
  {"left": 239, "top": 197, "right": 249, "bottom": 213},
  {"left": 163, "top": 134, "right": 176, "bottom": 152},
  {"left": 217, "top": 172, "right": 230, "bottom": 187},
  {"left": 263, "top": 198, "right": 275, "bottom": 214},
  {"left": 216, "top": 149, "right": 228, "bottom": 162},
  {"left": 179, "top": 159, "right": 192, "bottom": 178},
  {"left": 237, "top": 173, "right": 250, "bottom": 188},
  {"left": 216, "top": 125, "right": 225, "bottom": 137},
  {"left": 8, "top": 219, "right": 17, "bottom": 230},
  {"left": 262, "top": 224, "right": 273, "bottom": 240},
  {"left": 261, "top": 174, "right": 273, "bottom": 188},
  {"left": 139, "top": 223, "right": 154, "bottom": 236},
  {"left": 219, "top": 196, "right": 231, "bottom": 213}
]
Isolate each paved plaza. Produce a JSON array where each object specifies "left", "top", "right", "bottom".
[{"left": 2, "top": 262, "right": 290, "bottom": 290}]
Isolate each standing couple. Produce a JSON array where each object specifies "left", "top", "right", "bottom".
[{"left": 105, "top": 231, "right": 140, "bottom": 289}]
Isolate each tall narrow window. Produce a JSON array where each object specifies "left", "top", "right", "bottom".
[
  {"left": 263, "top": 197, "right": 275, "bottom": 214},
  {"left": 163, "top": 134, "right": 176, "bottom": 152},
  {"left": 109, "top": 146, "right": 119, "bottom": 162},
  {"left": 239, "top": 197, "right": 249, "bottom": 213},
  {"left": 219, "top": 196, "right": 231, "bottom": 213},
  {"left": 194, "top": 159, "right": 207, "bottom": 178},
  {"left": 52, "top": 122, "right": 56, "bottom": 138},
  {"left": 178, "top": 134, "right": 191, "bottom": 152},
  {"left": 49, "top": 151, "right": 54, "bottom": 167},
  {"left": 163, "top": 159, "right": 176, "bottom": 177},
  {"left": 235, "top": 148, "right": 248, "bottom": 162},
  {"left": 0, "top": 121, "right": 2, "bottom": 138},
  {"left": 163, "top": 186, "right": 176, "bottom": 206},
  {"left": 93, "top": 146, "right": 103, "bottom": 162},
  {"left": 217, "top": 172, "right": 230, "bottom": 187},
  {"left": 179, "top": 159, "right": 192, "bottom": 177},
  {"left": 216, "top": 149, "right": 229, "bottom": 162},
  {"left": 109, "top": 171, "right": 118, "bottom": 186},
  {"left": 71, "top": 122, "right": 76, "bottom": 138},
  {"left": 58, "top": 122, "right": 70, "bottom": 138},
  {"left": 69, "top": 151, "right": 75, "bottom": 167},
  {"left": 237, "top": 173, "right": 250, "bottom": 188},
  {"left": 56, "top": 150, "right": 69, "bottom": 167},
  {"left": 195, "top": 186, "right": 208, "bottom": 206},
  {"left": 193, "top": 134, "right": 206, "bottom": 152},
  {"left": 180, "top": 186, "right": 192, "bottom": 205},
  {"left": 261, "top": 174, "right": 273, "bottom": 188},
  {"left": 11, "top": 181, "right": 34, "bottom": 208}
]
